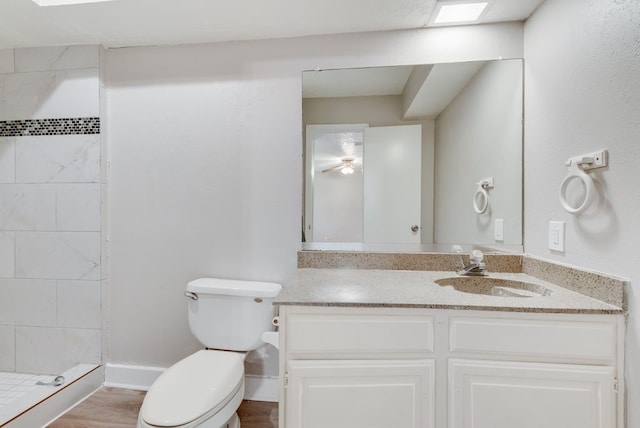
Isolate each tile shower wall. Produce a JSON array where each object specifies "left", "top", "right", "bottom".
[{"left": 0, "top": 46, "right": 101, "bottom": 375}]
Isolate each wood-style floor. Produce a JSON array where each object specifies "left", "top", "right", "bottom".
[{"left": 47, "top": 387, "right": 278, "bottom": 428}]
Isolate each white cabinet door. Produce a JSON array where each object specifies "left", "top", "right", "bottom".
[
  {"left": 287, "top": 359, "right": 435, "bottom": 428},
  {"left": 449, "top": 359, "right": 616, "bottom": 428}
]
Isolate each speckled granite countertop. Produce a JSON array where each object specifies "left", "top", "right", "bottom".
[{"left": 275, "top": 268, "right": 623, "bottom": 314}]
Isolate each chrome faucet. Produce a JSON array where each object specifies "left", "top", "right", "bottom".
[{"left": 456, "top": 249, "right": 488, "bottom": 276}]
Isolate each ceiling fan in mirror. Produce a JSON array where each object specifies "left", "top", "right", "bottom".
[
  {"left": 319, "top": 131, "right": 362, "bottom": 175},
  {"left": 321, "top": 157, "right": 359, "bottom": 175}
]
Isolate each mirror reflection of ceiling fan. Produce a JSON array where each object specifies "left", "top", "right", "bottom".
[{"left": 321, "top": 157, "right": 359, "bottom": 175}]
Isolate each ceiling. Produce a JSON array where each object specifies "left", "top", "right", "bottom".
[
  {"left": 303, "top": 60, "right": 495, "bottom": 120},
  {"left": 0, "top": 0, "right": 544, "bottom": 50}
]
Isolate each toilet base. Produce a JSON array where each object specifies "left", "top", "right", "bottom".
[
  {"left": 137, "top": 412, "right": 240, "bottom": 428},
  {"left": 224, "top": 413, "right": 240, "bottom": 428}
]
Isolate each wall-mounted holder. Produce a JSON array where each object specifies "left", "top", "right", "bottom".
[
  {"left": 559, "top": 149, "right": 608, "bottom": 214},
  {"left": 473, "top": 177, "right": 494, "bottom": 214}
]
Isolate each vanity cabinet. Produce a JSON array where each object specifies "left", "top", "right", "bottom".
[
  {"left": 449, "top": 359, "right": 615, "bottom": 428},
  {"left": 278, "top": 306, "right": 624, "bottom": 428},
  {"left": 447, "top": 314, "right": 620, "bottom": 428},
  {"left": 287, "top": 359, "right": 435, "bottom": 428},
  {"left": 283, "top": 310, "right": 436, "bottom": 428}
]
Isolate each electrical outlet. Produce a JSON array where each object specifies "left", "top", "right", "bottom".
[{"left": 548, "top": 221, "right": 565, "bottom": 252}]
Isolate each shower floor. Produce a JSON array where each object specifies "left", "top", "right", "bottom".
[
  {"left": 0, "top": 372, "right": 60, "bottom": 410},
  {"left": 0, "top": 364, "right": 99, "bottom": 427}
]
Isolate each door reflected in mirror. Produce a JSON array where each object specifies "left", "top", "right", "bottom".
[{"left": 302, "top": 59, "right": 523, "bottom": 252}]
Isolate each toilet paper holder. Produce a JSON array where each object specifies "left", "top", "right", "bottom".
[{"left": 261, "top": 317, "right": 280, "bottom": 350}]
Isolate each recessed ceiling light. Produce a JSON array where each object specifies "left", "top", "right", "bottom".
[
  {"left": 433, "top": 1, "right": 489, "bottom": 24},
  {"left": 32, "top": 0, "right": 114, "bottom": 6}
]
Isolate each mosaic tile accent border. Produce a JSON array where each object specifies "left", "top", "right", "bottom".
[{"left": 0, "top": 117, "right": 100, "bottom": 137}]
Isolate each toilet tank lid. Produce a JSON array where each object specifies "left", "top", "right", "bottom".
[{"left": 187, "top": 278, "right": 282, "bottom": 298}]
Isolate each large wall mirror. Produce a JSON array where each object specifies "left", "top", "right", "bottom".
[{"left": 302, "top": 59, "right": 523, "bottom": 252}]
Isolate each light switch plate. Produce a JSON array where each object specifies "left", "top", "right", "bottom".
[
  {"left": 494, "top": 219, "right": 504, "bottom": 241},
  {"left": 548, "top": 221, "right": 565, "bottom": 252}
]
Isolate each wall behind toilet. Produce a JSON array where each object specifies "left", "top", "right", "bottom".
[{"left": 104, "top": 23, "right": 523, "bottom": 379}]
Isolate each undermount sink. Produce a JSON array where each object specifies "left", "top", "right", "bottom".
[{"left": 435, "top": 277, "right": 552, "bottom": 298}]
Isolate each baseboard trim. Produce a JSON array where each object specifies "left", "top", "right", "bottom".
[
  {"left": 104, "top": 363, "right": 164, "bottom": 391},
  {"left": 244, "top": 374, "right": 279, "bottom": 402},
  {"left": 105, "top": 363, "right": 279, "bottom": 402}
]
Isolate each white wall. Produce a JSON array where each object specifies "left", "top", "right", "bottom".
[
  {"left": 434, "top": 59, "right": 523, "bottom": 246},
  {"left": 524, "top": 0, "right": 640, "bottom": 425},
  {"left": 0, "top": 45, "right": 102, "bottom": 374},
  {"left": 103, "top": 23, "right": 523, "bottom": 376}
]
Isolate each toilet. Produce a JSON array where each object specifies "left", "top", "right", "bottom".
[{"left": 137, "top": 278, "right": 281, "bottom": 428}]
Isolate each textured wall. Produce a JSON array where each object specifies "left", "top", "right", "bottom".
[
  {"left": 524, "top": 0, "right": 640, "bottom": 425},
  {"left": 103, "top": 23, "right": 524, "bottom": 377}
]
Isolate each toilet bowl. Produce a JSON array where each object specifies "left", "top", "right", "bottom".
[
  {"left": 137, "top": 278, "right": 281, "bottom": 428},
  {"left": 137, "top": 351, "right": 245, "bottom": 428}
]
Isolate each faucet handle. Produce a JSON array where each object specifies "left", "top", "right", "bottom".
[
  {"left": 451, "top": 245, "right": 466, "bottom": 270},
  {"left": 470, "top": 249, "right": 484, "bottom": 263}
]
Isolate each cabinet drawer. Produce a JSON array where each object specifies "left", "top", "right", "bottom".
[
  {"left": 449, "top": 317, "right": 617, "bottom": 362},
  {"left": 287, "top": 314, "right": 434, "bottom": 356}
]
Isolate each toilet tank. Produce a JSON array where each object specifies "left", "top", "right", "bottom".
[{"left": 185, "top": 278, "right": 281, "bottom": 351}]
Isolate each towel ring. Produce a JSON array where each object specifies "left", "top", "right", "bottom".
[
  {"left": 473, "top": 183, "right": 489, "bottom": 214},
  {"left": 559, "top": 162, "right": 595, "bottom": 214}
]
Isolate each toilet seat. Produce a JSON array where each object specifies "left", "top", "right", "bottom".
[{"left": 140, "top": 350, "right": 244, "bottom": 427}]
